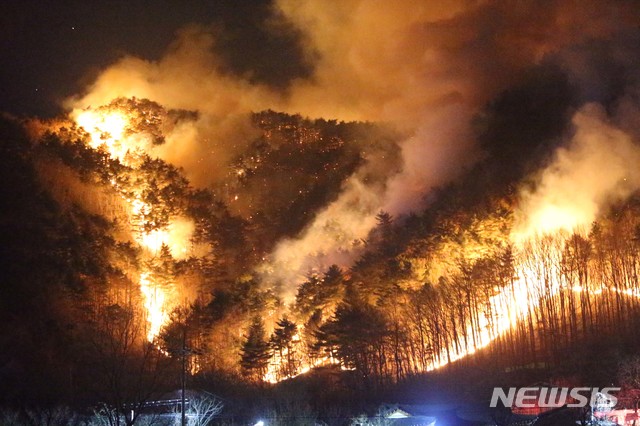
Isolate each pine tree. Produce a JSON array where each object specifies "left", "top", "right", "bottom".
[
  {"left": 240, "top": 317, "right": 271, "bottom": 381},
  {"left": 270, "top": 317, "right": 299, "bottom": 378}
]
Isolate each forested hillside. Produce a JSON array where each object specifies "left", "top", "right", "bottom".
[{"left": 2, "top": 88, "right": 640, "bottom": 423}]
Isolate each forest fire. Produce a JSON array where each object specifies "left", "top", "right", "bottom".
[
  {"left": 262, "top": 327, "right": 307, "bottom": 383},
  {"left": 423, "top": 161, "right": 614, "bottom": 372},
  {"left": 72, "top": 100, "right": 631, "bottom": 378},
  {"left": 5, "top": 1, "right": 640, "bottom": 423},
  {"left": 64, "top": 96, "right": 640, "bottom": 386},
  {"left": 74, "top": 109, "right": 132, "bottom": 162},
  {"left": 425, "top": 270, "right": 536, "bottom": 370},
  {"left": 139, "top": 272, "right": 167, "bottom": 340},
  {"left": 424, "top": 233, "right": 640, "bottom": 372},
  {"left": 72, "top": 101, "right": 189, "bottom": 341},
  {"left": 139, "top": 218, "right": 194, "bottom": 257}
]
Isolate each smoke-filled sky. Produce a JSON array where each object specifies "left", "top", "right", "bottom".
[
  {"left": 0, "top": 0, "right": 307, "bottom": 117},
  {"left": 5, "top": 0, "right": 640, "bottom": 294},
  {"left": 3, "top": 1, "right": 637, "bottom": 118}
]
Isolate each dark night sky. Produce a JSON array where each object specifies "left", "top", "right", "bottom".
[{"left": 0, "top": 0, "right": 307, "bottom": 117}]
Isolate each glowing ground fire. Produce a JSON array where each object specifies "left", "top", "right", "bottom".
[
  {"left": 265, "top": 228, "right": 640, "bottom": 382},
  {"left": 70, "top": 100, "right": 640, "bottom": 383},
  {"left": 420, "top": 192, "right": 627, "bottom": 370},
  {"left": 73, "top": 104, "right": 189, "bottom": 341}
]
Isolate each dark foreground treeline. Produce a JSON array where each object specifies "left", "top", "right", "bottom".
[{"left": 2, "top": 67, "right": 640, "bottom": 425}]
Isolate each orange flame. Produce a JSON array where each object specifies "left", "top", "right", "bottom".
[{"left": 73, "top": 103, "right": 191, "bottom": 341}]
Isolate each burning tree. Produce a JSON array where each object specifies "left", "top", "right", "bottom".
[
  {"left": 13, "top": 72, "right": 640, "bottom": 400},
  {"left": 240, "top": 317, "right": 272, "bottom": 381},
  {"left": 316, "top": 300, "right": 390, "bottom": 385},
  {"left": 269, "top": 318, "right": 302, "bottom": 381}
]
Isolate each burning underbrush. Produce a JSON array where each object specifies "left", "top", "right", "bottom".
[{"left": 21, "top": 93, "right": 640, "bottom": 388}]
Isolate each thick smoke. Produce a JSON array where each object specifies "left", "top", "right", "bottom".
[
  {"left": 258, "top": 176, "right": 381, "bottom": 299},
  {"left": 513, "top": 103, "right": 640, "bottom": 241},
  {"left": 67, "top": 1, "right": 639, "bottom": 297},
  {"left": 67, "top": 27, "right": 271, "bottom": 186},
  {"left": 511, "top": 10, "right": 640, "bottom": 242},
  {"left": 262, "top": 0, "right": 637, "bottom": 291}
]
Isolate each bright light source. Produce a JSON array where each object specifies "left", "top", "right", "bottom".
[{"left": 254, "top": 421, "right": 265, "bottom": 426}]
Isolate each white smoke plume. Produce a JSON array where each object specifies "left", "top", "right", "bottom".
[
  {"left": 66, "top": 1, "right": 639, "bottom": 297},
  {"left": 261, "top": 0, "right": 637, "bottom": 291},
  {"left": 513, "top": 103, "right": 640, "bottom": 242}
]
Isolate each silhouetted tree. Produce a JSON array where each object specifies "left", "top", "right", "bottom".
[
  {"left": 270, "top": 318, "right": 299, "bottom": 379},
  {"left": 240, "top": 317, "right": 272, "bottom": 381}
]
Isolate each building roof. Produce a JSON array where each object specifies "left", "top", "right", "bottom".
[{"left": 387, "top": 416, "right": 436, "bottom": 426}]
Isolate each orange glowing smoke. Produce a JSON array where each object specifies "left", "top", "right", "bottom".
[
  {"left": 74, "top": 108, "right": 148, "bottom": 165},
  {"left": 425, "top": 105, "right": 640, "bottom": 370},
  {"left": 73, "top": 102, "right": 193, "bottom": 341}
]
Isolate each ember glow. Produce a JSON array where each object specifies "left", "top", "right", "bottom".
[
  {"left": 262, "top": 326, "right": 346, "bottom": 383},
  {"left": 139, "top": 271, "right": 167, "bottom": 340},
  {"left": 62, "top": 94, "right": 640, "bottom": 387},
  {"left": 258, "top": 103, "right": 640, "bottom": 381},
  {"left": 7, "top": 0, "right": 640, "bottom": 418},
  {"left": 418, "top": 104, "right": 640, "bottom": 371},
  {"left": 74, "top": 108, "right": 149, "bottom": 164},
  {"left": 72, "top": 103, "right": 193, "bottom": 341}
]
